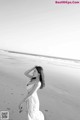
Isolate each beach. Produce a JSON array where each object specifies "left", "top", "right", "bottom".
[{"left": 0, "top": 50, "right": 80, "bottom": 120}]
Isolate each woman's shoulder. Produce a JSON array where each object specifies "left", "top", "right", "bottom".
[
  {"left": 31, "top": 77, "right": 41, "bottom": 88},
  {"left": 36, "top": 81, "right": 41, "bottom": 88},
  {"left": 33, "top": 80, "right": 41, "bottom": 88}
]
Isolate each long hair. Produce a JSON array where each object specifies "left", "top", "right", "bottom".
[{"left": 35, "top": 66, "right": 45, "bottom": 89}]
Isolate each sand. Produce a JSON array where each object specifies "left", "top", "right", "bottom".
[{"left": 0, "top": 50, "right": 80, "bottom": 120}]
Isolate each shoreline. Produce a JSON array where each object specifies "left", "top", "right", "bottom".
[{"left": 0, "top": 49, "right": 80, "bottom": 63}]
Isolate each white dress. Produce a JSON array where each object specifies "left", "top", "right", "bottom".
[{"left": 26, "top": 81, "right": 44, "bottom": 120}]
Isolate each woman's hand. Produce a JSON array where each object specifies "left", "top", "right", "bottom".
[{"left": 18, "top": 103, "right": 23, "bottom": 113}]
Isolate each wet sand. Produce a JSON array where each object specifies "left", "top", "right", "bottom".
[{"left": 0, "top": 50, "right": 80, "bottom": 120}]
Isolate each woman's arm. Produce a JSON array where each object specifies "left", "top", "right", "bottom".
[
  {"left": 27, "top": 80, "right": 36, "bottom": 86},
  {"left": 24, "top": 67, "right": 35, "bottom": 78},
  {"left": 20, "top": 82, "right": 39, "bottom": 104}
]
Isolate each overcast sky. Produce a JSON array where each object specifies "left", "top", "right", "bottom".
[{"left": 0, "top": 0, "right": 80, "bottom": 59}]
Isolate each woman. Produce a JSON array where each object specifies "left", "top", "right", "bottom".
[{"left": 18, "top": 66, "right": 45, "bottom": 120}]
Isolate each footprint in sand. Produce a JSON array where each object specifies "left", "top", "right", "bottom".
[
  {"left": 11, "top": 93, "right": 14, "bottom": 95},
  {"left": 45, "top": 110, "right": 48, "bottom": 112},
  {"left": 6, "top": 107, "right": 11, "bottom": 110}
]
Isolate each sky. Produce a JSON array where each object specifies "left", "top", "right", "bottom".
[{"left": 0, "top": 0, "right": 80, "bottom": 59}]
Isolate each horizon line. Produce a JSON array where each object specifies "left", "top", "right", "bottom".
[{"left": 0, "top": 49, "right": 80, "bottom": 62}]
